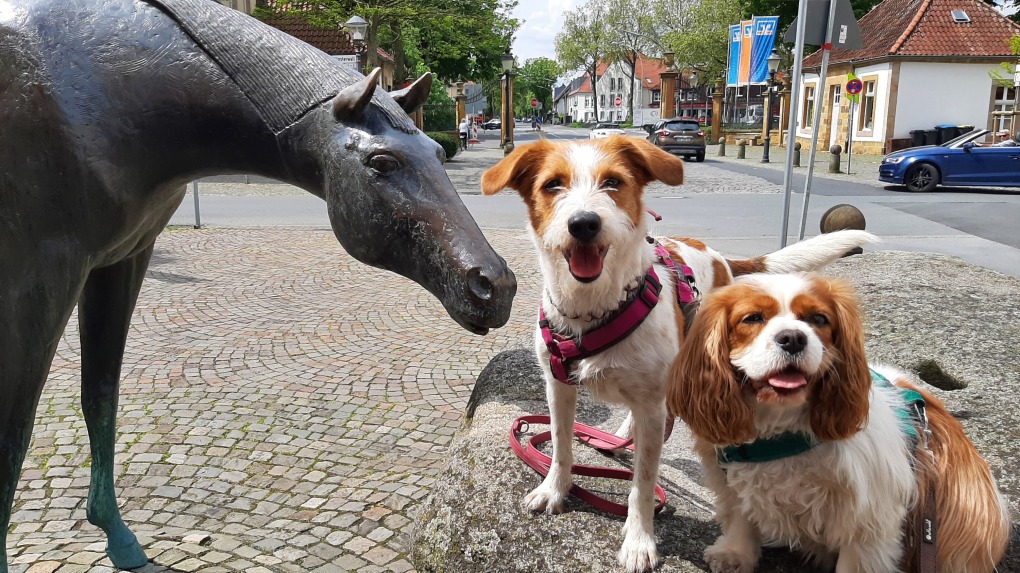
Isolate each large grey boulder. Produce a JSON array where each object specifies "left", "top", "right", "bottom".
[{"left": 412, "top": 251, "right": 1019, "bottom": 572}]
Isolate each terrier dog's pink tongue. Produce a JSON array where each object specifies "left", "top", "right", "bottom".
[
  {"left": 768, "top": 370, "right": 807, "bottom": 389},
  {"left": 568, "top": 245, "right": 604, "bottom": 279}
]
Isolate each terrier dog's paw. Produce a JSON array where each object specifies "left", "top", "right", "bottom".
[
  {"left": 524, "top": 483, "right": 567, "bottom": 514},
  {"left": 704, "top": 541, "right": 756, "bottom": 573},
  {"left": 617, "top": 528, "right": 658, "bottom": 572}
]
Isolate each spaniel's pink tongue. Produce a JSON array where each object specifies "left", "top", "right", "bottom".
[
  {"left": 568, "top": 245, "right": 604, "bottom": 280},
  {"left": 769, "top": 371, "right": 807, "bottom": 389}
]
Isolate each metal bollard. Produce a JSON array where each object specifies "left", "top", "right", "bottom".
[
  {"left": 793, "top": 142, "right": 801, "bottom": 167},
  {"left": 718, "top": 137, "right": 726, "bottom": 156},
  {"left": 736, "top": 139, "right": 746, "bottom": 159},
  {"left": 828, "top": 144, "right": 842, "bottom": 173}
]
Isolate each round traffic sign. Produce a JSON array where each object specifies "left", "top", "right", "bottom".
[
  {"left": 846, "top": 79, "right": 863, "bottom": 95},
  {"left": 530, "top": 98, "right": 539, "bottom": 107},
  {"left": 614, "top": 96, "right": 622, "bottom": 106}
]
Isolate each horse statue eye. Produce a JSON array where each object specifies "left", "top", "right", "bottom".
[{"left": 368, "top": 154, "right": 400, "bottom": 174}]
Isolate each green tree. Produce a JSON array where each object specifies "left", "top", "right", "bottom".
[
  {"left": 664, "top": 0, "right": 742, "bottom": 83},
  {"left": 605, "top": 0, "right": 659, "bottom": 122},
  {"left": 556, "top": 0, "right": 613, "bottom": 121},
  {"left": 990, "top": 35, "right": 1020, "bottom": 85},
  {"left": 261, "top": 0, "right": 519, "bottom": 83},
  {"left": 515, "top": 58, "right": 561, "bottom": 116},
  {"left": 983, "top": 0, "right": 1020, "bottom": 23}
]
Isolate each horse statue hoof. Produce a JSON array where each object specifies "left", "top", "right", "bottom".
[{"left": 106, "top": 533, "right": 149, "bottom": 569}]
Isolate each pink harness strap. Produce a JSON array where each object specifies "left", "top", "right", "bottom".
[{"left": 539, "top": 267, "right": 662, "bottom": 384}]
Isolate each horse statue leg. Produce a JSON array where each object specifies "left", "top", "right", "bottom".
[
  {"left": 77, "top": 247, "right": 154, "bottom": 569},
  {"left": 0, "top": 258, "right": 87, "bottom": 573}
]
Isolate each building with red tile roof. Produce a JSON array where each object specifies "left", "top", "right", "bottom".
[
  {"left": 555, "top": 54, "right": 673, "bottom": 124},
  {"left": 794, "top": 0, "right": 1020, "bottom": 153},
  {"left": 254, "top": 1, "right": 396, "bottom": 89}
]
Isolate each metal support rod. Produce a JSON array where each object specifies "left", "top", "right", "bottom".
[
  {"left": 779, "top": 0, "right": 810, "bottom": 247},
  {"left": 797, "top": 0, "right": 840, "bottom": 241},
  {"left": 191, "top": 180, "right": 201, "bottom": 229}
]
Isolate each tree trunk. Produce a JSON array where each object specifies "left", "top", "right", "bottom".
[
  {"left": 627, "top": 54, "right": 637, "bottom": 125},
  {"left": 589, "top": 63, "right": 599, "bottom": 123}
]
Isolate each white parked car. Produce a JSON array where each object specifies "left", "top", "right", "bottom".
[{"left": 589, "top": 122, "right": 626, "bottom": 139}]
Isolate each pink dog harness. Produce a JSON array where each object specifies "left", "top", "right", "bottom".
[{"left": 539, "top": 240, "right": 699, "bottom": 385}]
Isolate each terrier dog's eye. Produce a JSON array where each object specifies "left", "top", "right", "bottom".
[
  {"left": 601, "top": 177, "right": 621, "bottom": 189},
  {"left": 807, "top": 313, "right": 829, "bottom": 327},
  {"left": 543, "top": 179, "right": 563, "bottom": 192},
  {"left": 741, "top": 312, "right": 764, "bottom": 324}
]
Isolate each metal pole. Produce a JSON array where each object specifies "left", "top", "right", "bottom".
[
  {"left": 191, "top": 180, "right": 201, "bottom": 229},
  {"left": 796, "top": 0, "right": 840, "bottom": 241},
  {"left": 762, "top": 75, "right": 774, "bottom": 163},
  {"left": 847, "top": 93, "right": 854, "bottom": 175},
  {"left": 779, "top": 0, "right": 810, "bottom": 247}
]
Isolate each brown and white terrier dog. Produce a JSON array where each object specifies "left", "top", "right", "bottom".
[
  {"left": 669, "top": 272, "right": 1010, "bottom": 573},
  {"left": 482, "top": 137, "right": 878, "bottom": 572}
]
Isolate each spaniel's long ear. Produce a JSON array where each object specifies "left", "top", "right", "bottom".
[
  {"left": 604, "top": 136, "right": 685, "bottom": 187},
  {"left": 668, "top": 292, "right": 755, "bottom": 445},
  {"left": 809, "top": 277, "right": 871, "bottom": 441},
  {"left": 480, "top": 140, "right": 553, "bottom": 195}
]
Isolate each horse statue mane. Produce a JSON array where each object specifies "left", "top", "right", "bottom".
[{"left": 149, "top": 0, "right": 418, "bottom": 134}]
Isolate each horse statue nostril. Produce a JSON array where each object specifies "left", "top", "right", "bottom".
[{"left": 467, "top": 269, "right": 494, "bottom": 301}]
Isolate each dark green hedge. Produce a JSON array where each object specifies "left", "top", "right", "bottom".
[{"left": 427, "top": 131, "right": 460, "bottom": 160}]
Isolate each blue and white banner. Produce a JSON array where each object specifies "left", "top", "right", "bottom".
[
  {"left": 749, "top": 16, "right": 779, "bottom": 85},
  {"left": 726, "top": 25, "right": 741, "bottom": 87}
]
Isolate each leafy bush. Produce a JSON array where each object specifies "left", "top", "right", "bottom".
[{"left": 427, "top": 132, "right": 459, "bottom": 160}]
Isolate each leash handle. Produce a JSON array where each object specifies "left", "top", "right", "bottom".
[{"left": 510, "top": 414, "right": 669, "bottom": 517}]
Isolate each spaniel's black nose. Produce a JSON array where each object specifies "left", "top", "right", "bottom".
[{"left": 775, "top": 329, "right": 807, "bottom": 355}]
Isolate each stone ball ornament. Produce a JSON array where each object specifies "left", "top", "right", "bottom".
[{"left": 0, "top": 0, "right": 516, "bottom": 569}]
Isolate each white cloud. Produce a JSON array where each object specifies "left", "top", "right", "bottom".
[{"left": 511, "top": 0, "right": 580, "bottom": 62}]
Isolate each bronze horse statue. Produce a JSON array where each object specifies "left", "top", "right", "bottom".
[{"left": 0, "top": 0, "right": 516, "bottom": 569}]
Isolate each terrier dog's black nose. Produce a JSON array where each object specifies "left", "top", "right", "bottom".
[
  {"left": 775, "top": 329, "right": 807, "bottom": 355},
  {"left": 568, "top": 211, "right": 602, "bottom": 242}
]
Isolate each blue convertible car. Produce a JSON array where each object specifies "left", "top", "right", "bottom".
[{"left": 879, "top": 129, "right": 1020, "bottom": 192}]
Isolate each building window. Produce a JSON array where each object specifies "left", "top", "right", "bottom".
[
  {"left": 600, "top": 94, "right": 605, "bottom": 107},
  {"left": 803, "top": 85, "right": 816, "bottom": 128},
  {"left": 993, "top": 86, "right": 1017, "bottom": 133},
  {"left": 859, "top": 80, "right": 876, "bottom": 132},
  {"left": 651, "top": 91, "right": 661, "bottom": 104},
  {"left": 586, "top": 96, "right": 591, "bottom": 107}
]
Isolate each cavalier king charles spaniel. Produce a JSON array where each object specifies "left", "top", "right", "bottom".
[{"left": 668, "top": 272, "right": 1009, "bottom": 573}]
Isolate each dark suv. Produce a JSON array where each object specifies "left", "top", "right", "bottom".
[{"left": 646, "top": 119, "right": 706, "bottom": 162}]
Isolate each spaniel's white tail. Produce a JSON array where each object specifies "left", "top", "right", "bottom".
[{"left": 760, "top": 230, "right": 879, "bottom": 273}]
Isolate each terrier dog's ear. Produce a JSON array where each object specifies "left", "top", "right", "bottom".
[{"left": 481, "top": 139, "right": 555, "bottom": 195}]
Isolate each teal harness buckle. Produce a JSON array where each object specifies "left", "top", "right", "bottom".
[{"left": 716, "top": 369, "right": 926, "bottom": 465}]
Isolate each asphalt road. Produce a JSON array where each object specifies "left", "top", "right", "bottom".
[{"left": 178, "top": 123, "right": 1020, "bottom": 279}]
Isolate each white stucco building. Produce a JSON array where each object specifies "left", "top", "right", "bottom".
[{"left": 798, "top": 0, "right": 1020, "bottom": 154}]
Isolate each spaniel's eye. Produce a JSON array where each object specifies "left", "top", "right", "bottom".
[
  {"left": 741, "top": 312, "right": 764, "bottom": 324},
  {"left": 543, "top": 179, "right": 563, "bottom": 192},
  {"left": 601, "top": 177, "right": 621, "bottom": 189},
  {"left": 807, "top": 313, "right": 830, "bottom": 327},
  {"left": 368, "top": 154, "right": 400, "bottom": 174}
]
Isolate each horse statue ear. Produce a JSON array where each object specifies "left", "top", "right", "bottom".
[
  {"left": 389, "top": 72, "right": 433, "bottom": 114},
  {"left": 332, "top": 67, "right": 383, "bottom": 122}
]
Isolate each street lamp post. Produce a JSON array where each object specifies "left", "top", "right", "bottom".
[
  {"left": 344, "top": 15, "right": 369, "bottom": 74},
  {"left": 500, "top": 51, "right": 515, "bottom": 152},
  {"left": 762, "top": 50, "right": 781, "bottom": 163}
]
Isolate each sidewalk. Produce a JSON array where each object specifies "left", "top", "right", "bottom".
[{"left": 707, "top": 141, "right": 887, "bottom": 186}]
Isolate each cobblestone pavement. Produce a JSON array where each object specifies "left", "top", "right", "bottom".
[
  {"left": 0, "top": 130, "right": 921, "bottom": 572},
  {"left": 9, "top": 227, "right": 541, "bottom": 573}
]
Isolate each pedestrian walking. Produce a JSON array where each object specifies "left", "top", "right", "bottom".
[{"left": 458, "top": 117, "right": 469, "bottom": 150}]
